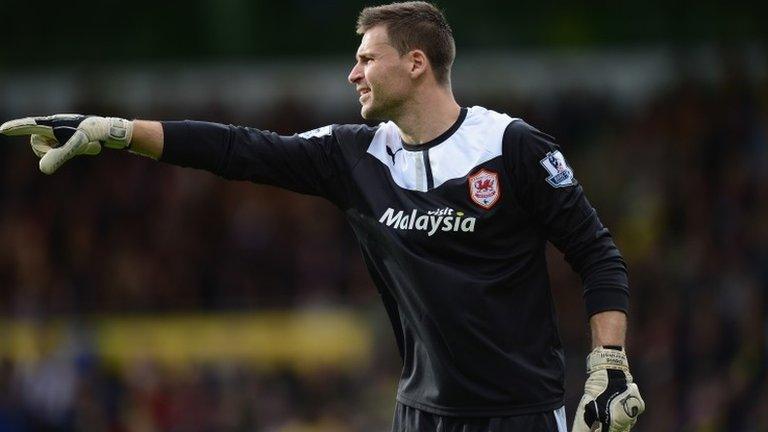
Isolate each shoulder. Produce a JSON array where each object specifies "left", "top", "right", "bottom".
[
  {"left": 463, "top": 105, "right": 517, "bottom": 133},
  {"left": 462, "top": 106, "right": 554, "bottom": 144},
  {"left": 502, "top": 118, "right": 556, "bottom": 146},
  {"left": 323, "top": 123, "right": 386, "bottom": 167},
  {"left": 497, "top": 117, "right": 560, "bottom": 169},
  {"left": 294, "top": 123, "right": 382, "bottom": 160},
  {"left": 331, "top": 123, "right": 381, "bottom": 145},
  {"left": 460, "top": 106, "right": 556, "bottom": 160},
  {"left": 295, "top": 123, "right": 380, "bottom": 144},
  {"left": 499, "top": 119, "right": 579, "bottom": 188}
]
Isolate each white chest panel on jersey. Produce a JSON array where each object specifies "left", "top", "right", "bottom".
[{"left": 367, "top": 106, "right": 517, "bottom": 192}]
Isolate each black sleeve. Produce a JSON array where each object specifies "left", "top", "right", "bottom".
[
  {"left": 503, "top": 120, "right": 629, "bottom": 317},
  {"left": 159, "top": 121, "right": 351, "bottom": 207}
]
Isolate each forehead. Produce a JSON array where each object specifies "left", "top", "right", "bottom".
[{"left": 356, "top": 25, "right": 394, "bottom": 56}]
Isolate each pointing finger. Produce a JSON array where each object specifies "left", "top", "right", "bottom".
[{"left": 0, "top": 117, "right": 55, "bottom": 138}]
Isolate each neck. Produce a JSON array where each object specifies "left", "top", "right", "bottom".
[{"left": 392, "top": 86, "right": 461, "bottom": 145}]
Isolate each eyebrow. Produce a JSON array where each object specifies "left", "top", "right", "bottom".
[
  {"left": 356, "top": 52, "right": 374, "bottom": 61},
  {"left": 355, "top": 42, "right": 391, "bottom": 61}
]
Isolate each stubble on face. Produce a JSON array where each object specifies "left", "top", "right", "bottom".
[
  {"left": 362, "top": 82, "right": 408, "bottom": 121},
  {"left": 354, "top": 26, "right": 410, "bottom": 121}
]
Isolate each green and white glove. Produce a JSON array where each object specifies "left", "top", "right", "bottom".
[
  {"left": 0, "top": 114, "right": 133, "bottom": 174},
  {"left": 572, "top": 346, "right": 645, "bottom": 432}
]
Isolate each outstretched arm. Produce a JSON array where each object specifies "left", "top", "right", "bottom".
[{"left": 1, "top": 114, "right": 352, "bottom": 206}]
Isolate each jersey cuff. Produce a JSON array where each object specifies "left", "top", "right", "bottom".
[
  {"left": 159, "top": 121, "right": 193, "bottom": 165},
  {"left": 584, "top": 288, "right": 629, "bottom": 317}
]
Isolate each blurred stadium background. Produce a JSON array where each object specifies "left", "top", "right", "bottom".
[{"left": 1, "top": 1, "right": 766, "bottom": 431}]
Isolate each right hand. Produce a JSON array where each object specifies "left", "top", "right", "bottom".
[{"left": 0, "top": 114, "right": 133, "bottom": 174}]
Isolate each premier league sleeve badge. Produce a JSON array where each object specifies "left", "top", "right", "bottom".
[{"left": 540, "top": 151, "right": 576, "bottom": 188}]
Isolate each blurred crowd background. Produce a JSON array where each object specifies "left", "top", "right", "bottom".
[{"left": 1, "top": 1, "right": 767, "bottom": 431}]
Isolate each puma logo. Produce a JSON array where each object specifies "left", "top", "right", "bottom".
[{"left": 386, "top": 146, "right": 402, "bottom": 164}]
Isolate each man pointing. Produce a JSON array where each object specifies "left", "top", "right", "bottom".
[{"left": 1, "top": 2, "right": 644, "bottom": 431}]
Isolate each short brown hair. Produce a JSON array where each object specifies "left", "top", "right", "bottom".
[{"left": 357, "top": 2, "right": 455, "bottom": 86}]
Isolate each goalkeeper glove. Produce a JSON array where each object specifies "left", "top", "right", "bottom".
[
  {"left": 0, "top": 114, "right": 133, "bottom": 174},
  {"left": 572, "top": 346, "right": 645, "bottom": 432}
]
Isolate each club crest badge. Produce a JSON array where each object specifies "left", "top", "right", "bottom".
[
  {"left": 540, "top": 150, "right": 575, "bottom": 188},
  {"left": 468, "top": 168, "right": 501, "bottom": 209}
]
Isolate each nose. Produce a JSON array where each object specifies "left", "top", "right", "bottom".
[{"left": 348, "top": 63, "right": 363, "bottom": 85}]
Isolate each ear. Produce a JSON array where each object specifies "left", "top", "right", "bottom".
[{"left": 407, "top": 49, "right": 428, "bottom": 79}]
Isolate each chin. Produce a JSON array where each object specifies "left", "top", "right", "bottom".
[
  {"left": 361, "top": 104, "right": 387, "bottom": 121},
  {"left": 360, "top": 106, "right": 376, "bottom": 121}
]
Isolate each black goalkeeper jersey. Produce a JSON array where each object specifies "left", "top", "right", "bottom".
[{"left": 160, "top": 106, "right": 629, "bottom": 417}]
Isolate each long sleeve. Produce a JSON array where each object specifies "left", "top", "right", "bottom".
[
  {"left": 503, "top": 120, "right": 629, "bottom": 316},
  {"left": 160, "top": 121, "right": 351, "bottom": 207}
]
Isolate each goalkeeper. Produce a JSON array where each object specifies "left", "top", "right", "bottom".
[{"left": 1, "top": 2, "right": 644, "bottom": 431}]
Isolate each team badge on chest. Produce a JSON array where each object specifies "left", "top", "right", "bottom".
[{"left": 468, "top": 168, "right": 501, "bottom": 209}]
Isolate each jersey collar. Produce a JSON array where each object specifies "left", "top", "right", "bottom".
[{"left": 401, "top": 107, "right": 468, "bottom": 152}]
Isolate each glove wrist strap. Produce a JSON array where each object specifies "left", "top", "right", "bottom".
[
  {"left": 105, "top": 117, "right": 133, "bottom": 149},
  {"left": 586, "top": 346, "right": 630, "bottom": 374}
]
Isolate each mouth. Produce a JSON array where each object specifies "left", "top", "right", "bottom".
[{"left": 358, "top": 88, "right": 371, "bottom": 104}]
